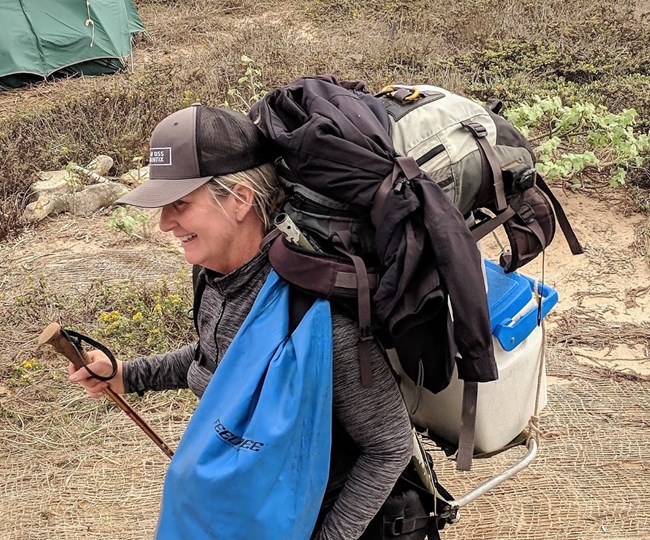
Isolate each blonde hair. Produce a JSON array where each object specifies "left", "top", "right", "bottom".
[{"left": 204, "top": 162, "right": 284, "bottom": 232}]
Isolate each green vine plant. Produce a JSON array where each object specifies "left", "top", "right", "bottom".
[
  {"left": 108, "top": 206, "right": 151, "bottom": 239},
  {"left": 222, "top": 55, "right": 268, "bottom": 113},
  {"left": 505, "top": 97, "right": 649, "bottom": 189}
]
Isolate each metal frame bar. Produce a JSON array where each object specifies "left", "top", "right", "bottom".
[{"left": 448, "top": 438, "right": 538, "bottom": 511}]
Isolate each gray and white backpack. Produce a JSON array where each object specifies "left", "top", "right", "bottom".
[{"left": 377, "top": 84, "right": 582, "bottom": 271}]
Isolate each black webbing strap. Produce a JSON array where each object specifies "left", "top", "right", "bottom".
[
  {"left": 456, "top": 381, "right": 478, "bottom": 471},
  {"left": 371, "top": 166, "right": 399, "bottom": 227},
  {"left": 289, "top": 287, "right": 316, "bottom": 334},
  {"left": 348, "top": 251, "right": 374, "bottom": 388},
  {"left": 396, "top": 155, "right": 422, "bottom": 180},
  {"left": 524, "top": 218, "right": 547, "bottom": 255},
  {"left": 371, "top": 156, "right": 421, "bottom": 228},
  {"left": 392, "top": 88, "right": 414, "bottom": 103},
  {"left": 535, "top": 176, "right": 584, "bottom": 255},
  {"left": 470, "top": 206, "right": 516, "bottom": 241},
  {"left": 462, "top": 120, "right": 507, "bottom": 211},
  {"left": 384, "top": 514, "right": 433, "bottom": 536},
  {"left": 334, "top": 232, "right": 374, "bottom": 387},
  {"left": 191, "top": 264, "right": 204, "bottom": 336}
]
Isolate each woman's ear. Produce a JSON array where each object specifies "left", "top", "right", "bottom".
[{"left": 232, "top": 183, "right": 256, "bottom": 222}]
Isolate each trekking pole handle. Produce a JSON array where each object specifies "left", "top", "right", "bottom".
[
  {"left": 37, "top": 322, "right": 175, "bottom": 460},
  {"left": 274, "top": 213, "right": 316, "bottom": 251}
]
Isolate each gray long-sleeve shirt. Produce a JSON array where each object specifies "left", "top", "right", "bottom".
[{"left": 123, "top": 251, "right": 412, "bottom": 539}]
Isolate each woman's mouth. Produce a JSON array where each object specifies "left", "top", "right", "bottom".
[{"left": 179, "top": 234, "right": 197, "bottom": 244}]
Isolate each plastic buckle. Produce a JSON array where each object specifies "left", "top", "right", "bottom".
[
  {"left": 504, "top": 163, "right": 536, "bottom": 191},
  {"left": 514, "top": 168, "right": 537, "bottom": 190},
  {"left": 359, "top": 326, "right": 374, "bottom": 343},
  {"left": 393, "top": 179, "right": 409, "bottom": 194},
  {"left": 518, "top": 202, "right": 536, "bottom": 224},
  {"left": 388, "top": 517, "right": 416, "bottom": 535}
]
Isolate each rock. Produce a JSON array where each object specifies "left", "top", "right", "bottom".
[
  {"left": 25, "top": 155, "right": 127, "bottom": 222},
  {"left": 120, "top": 166, "right": 149, "bottom": 186},
  {"left": 23, "top": 182, "right": 128, "bottom": 222},
  {"left": 30, "top": 171, "right": 73, "bottom": 202},
  {"left": 85, "top": 155, "right": 114, "bottom": 176}
]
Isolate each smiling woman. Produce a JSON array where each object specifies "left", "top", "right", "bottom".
[
  {"left": 158, "top": 180, "right": 260, "bottom": 273},
  {"left": 65, "top": 104, "right": 413, "bottom": 540},
  {"left": 117, "top": 106, "right": 277, "bottom": 273}
]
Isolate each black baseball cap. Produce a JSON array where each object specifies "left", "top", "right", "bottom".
[{"left": 117, "top": 105, "right": 273, "bottom": 207}]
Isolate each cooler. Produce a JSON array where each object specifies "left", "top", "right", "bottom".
[{"left": 390, "top": 260, "right": 559, "bottom": 454}]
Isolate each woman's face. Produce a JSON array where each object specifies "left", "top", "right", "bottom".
[{"left": 159, "top": 185, "right": 240, "bottom": 273}]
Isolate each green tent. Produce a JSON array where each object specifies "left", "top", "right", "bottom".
[{"left": 0, "top": 0, "right": 144, "bottom": 89}]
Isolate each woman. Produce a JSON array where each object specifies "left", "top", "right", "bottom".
[{"left": 68, "top": 104, "right": 413, "bottom": 539}]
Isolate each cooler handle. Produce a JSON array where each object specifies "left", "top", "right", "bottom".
[{"left": 492, "top": 280, "right": 558, "bottom": 352}]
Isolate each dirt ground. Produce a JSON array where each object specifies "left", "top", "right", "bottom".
[{"left": 0, "top": 187, "right": 648, "bottom": 539}]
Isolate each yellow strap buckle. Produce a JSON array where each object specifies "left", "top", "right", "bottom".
[{"left": 380, "top": 84, "right": 422, "bottom": 102}]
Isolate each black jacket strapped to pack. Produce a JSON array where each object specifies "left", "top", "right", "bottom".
[{"left": 250, "top": 76, "right": 498, "bottom": 394}]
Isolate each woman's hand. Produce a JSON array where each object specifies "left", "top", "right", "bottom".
[{"left": 68, "top": 349, "right": 125, "bottom": 397}]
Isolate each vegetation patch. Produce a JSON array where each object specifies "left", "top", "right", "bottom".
[
  {"left": 1, "top": 0, "right": 649, "bottom": 243},
  {"left": 506, "top": 97, "right": 649, "bottom": 189},
  {"left": 6, "top": 269, "right": 193, "bottom": 365}
]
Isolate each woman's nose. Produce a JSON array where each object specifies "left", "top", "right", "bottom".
[{"left": 159, "top": 205, "right": 175, "bottom": 232}]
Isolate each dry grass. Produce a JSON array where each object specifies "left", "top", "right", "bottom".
[
  {"left": 1, "top": 0, "right": 649, "bottom": 240},
  {"left": 0, "top": 2, "right": 650, "bottom": 538}
]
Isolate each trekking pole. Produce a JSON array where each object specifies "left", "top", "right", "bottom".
[{"left": 38, "top": 322, "right": 174, "bottom": 460}]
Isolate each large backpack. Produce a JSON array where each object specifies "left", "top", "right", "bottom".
[
  {"left": 251, "top": 77, "right": 582, "bottom": 468},
  {"left": 274, "top": 83, "right": 582, "bottom": 274}
]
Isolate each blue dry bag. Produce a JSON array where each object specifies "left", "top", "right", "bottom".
[{"left": 156, "top": 271, "right": 333, "bottom": 540}]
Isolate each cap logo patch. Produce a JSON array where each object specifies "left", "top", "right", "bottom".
[{"left": 149, "top": 147, "right": 172, "bottom": 166}]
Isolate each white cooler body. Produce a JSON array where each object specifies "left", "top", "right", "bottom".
[{"left": 390, "top": 260, "right": 557, "bottom": 454}]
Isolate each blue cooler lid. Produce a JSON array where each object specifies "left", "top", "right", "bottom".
[{"left": 484, "top": 260, "right": 559, "bottom": 351}]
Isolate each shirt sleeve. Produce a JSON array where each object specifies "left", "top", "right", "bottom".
[
  {"left": 122, "top": 342, "right": 197, "bottom": 393},
  {"left": 316, "top": 312, "right": 413, "bottom": 540}
]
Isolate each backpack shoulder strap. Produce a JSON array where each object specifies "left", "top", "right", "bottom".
[
  {"left": 288, "top": 286, "right": 316, "bottom": 333},
  {"left": 191, "top": 265, "right": 213, "bottom": 370},
  {"left": 461, "top": 120, "right": 507, "bottom": 211},
  {"left": 191, "top": 264, "right": 206, "bottom": 335}
]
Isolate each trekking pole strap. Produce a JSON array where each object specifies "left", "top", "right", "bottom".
[{"left": 60, "top": 328, "right": 118, "bottom": 381}]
